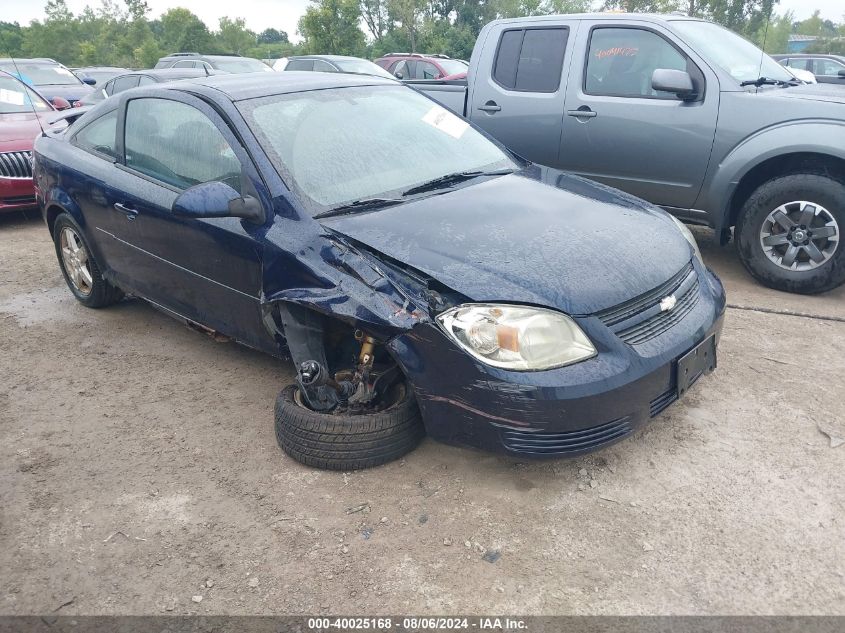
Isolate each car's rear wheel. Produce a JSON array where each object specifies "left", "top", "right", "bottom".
[
  {"left": 274, "top": 381, "right": 425, "bottom": 471},
  {"left": 736, "top": 174, "right": 844, "bottom": 294},
  {"left": 53, "top": 213, "right": 123, "bottom": 308}
]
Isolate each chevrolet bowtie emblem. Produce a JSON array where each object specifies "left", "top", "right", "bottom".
[{"left": 660, "top": 295, "right": 677, "bottom": 312}]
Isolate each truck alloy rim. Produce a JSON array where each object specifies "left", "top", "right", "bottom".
[
  {"left": 60, "top": 227, "right": 94, "bottom": 295},
  {"left": 759, "top": 201, "right": 839, "bottom": 271}
]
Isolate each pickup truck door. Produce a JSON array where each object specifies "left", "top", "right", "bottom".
[
  {"left": 468, "top": 22, "right": 575, "bottom": 167},
  {"left": 558, "top": 20, "right": 719, "bottom": 211}
]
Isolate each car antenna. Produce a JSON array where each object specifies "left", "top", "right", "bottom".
[
  {"left": 5, "top": 54, "right": 46, "bottom": 136},
  {"left": 755, "top": 7, "right": 772, "bottom": 87}
]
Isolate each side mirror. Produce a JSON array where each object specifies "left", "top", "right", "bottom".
[
  {"left": 172, "top": 181, "right": 264, "bottom": 224},
  {"left": 838, "top": 69, "right": 845, "bottom": 78},
  {"left": 82, "top": 77, "right": 96, "bottom": 86},
  {"left": 50, "top": 96, "right": 71, "bottom": 110},
  {"left": 394, "top": 71, "right": 404, "bottom": 79},
  {"left": 652, "top": 68, "right": 696, "bottom": 100}
]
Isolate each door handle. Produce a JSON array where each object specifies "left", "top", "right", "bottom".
[
  {"left": 114, "top": 202, "right": 138, "bottom": 219},
  {"left": 478, "top": 101, "right": 502, "bottom": 113},
  {"left": 567, "top": 107, "right": 597, "bottom": 119}
]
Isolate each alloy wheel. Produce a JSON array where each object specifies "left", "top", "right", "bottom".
[
  {"left": 759, "top": 201, "right": 839, "bottom": 271},
  {"left": 60, "top": 227, "right": 94, "bottom": 295}
]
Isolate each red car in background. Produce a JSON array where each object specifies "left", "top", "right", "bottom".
[
  {"left": 0, "top": 71, "right": 69, "bottom": 213},
  {"left": 375, "top": 53, "right": 468, "bottom": 80}
]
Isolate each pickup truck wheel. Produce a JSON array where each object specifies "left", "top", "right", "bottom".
[
  {"left": 736, "top": 174, "right": 844, "bottom": 294},
  {"left": 274, "top": 382, "right": 425, "bottom": 471},
  {"left": 53, "top": 213, "right": 124, "bottom": 308}
]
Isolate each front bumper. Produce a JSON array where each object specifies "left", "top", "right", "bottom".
[
  {"left": 388, "top": 261, "right": 726, "bottom": 457},
  {"left": 0, "top": 177, "right": 37, "bottom": 213}
]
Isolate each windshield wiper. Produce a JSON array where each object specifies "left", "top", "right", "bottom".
[
  {"left": 740, "top": 76, "right": 801, "bottom": 87},
  {"left": 401, "top": 169, "right": 515, "bottom": 197},
  {"left": 313, "top": 197, "right": 403, "bottom": 220}
]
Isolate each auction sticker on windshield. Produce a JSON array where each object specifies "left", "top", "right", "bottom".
[{"left": 422, "top": 104, "right": 468, "bottom": 139}]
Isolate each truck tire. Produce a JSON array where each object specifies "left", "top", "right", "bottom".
[
  {"left": 53, "top": 213, "right": 124, "bottom": 308},
  {"left": 735, "top": 174, "right": 844, "bottom": 294},
  {"left": 274, "top": 382, "right": 425, "bottom": 471}
]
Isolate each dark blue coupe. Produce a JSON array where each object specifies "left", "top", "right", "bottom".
[{"left": 33, "top": 72, "right": 725, "bottom": 470}]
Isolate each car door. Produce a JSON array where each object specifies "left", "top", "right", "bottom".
[
  {"left": 468, "top": 23, "right": 573, "bottom": 167},
  {"left": 111, "top": 93, "right": 276, "bottom": 353},
  {"left": 558, "top": 21, "right": 719, "bottom": 210},
  {"left": 812, "top": 57, "right": 845, "bottom": 84}
]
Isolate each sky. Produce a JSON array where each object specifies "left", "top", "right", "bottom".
[{"left": 2, "top": 0, "right": 843, "bottom": 42}]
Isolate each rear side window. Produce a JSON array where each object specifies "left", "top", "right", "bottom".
[
  {"left": 137, "top": 75, "right": 156, "bottom": 86},
  {"left": 312, "top": 60, "right": 337, "bottom": 73},
  {"left": 286, "top": 59, "right": 314, "bottom": 71},
  {"left": 73, "top": 109, "right": 118, "bottom": 159},
  {"left": 172, "top": 60, "right": 197, "bottom": 69},
  {"left": 585, "top": 27, "right": 690, "bottom": 98},
  {"left": 111, "top": 75, "right": 140, "bottom": 94},
  {"left": 492, "top": 27, "right": 569, "bottom": 92},
  {"left": 124, "top": 98, "right": 242, "bottom": 192}
]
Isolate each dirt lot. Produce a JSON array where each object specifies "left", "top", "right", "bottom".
[{"left": 1, "top": 211, "right": 843, "bottom": 616}]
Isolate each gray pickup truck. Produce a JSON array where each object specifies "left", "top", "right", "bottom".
[{"left": 413, "top": 13, "right": 845, "bottom": 294}]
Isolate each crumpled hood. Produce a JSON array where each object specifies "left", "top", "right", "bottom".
[
  {"left": 321, "top": 167, "right": 692, "bottom": 315},
  {"left": 768, "top": 83, "right": 845, "bottom": 106}
]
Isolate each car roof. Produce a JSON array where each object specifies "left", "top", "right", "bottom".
[
  {"left": 122, "top": 68, "right": 216, "bottom": 79},
  {"left": 289, "top": 55, "right": 365, "bottom": 62},
  {"left": 167, "top": 71, "right": 395, "bottom": 101},
  {"left": 76, "top": 66, "right": 127, "bottom": 72},
  {"left": 776, "top": 53, "right": 845, "bottom": 59},
  {"left": 161, "top": 53, "right": 244, "bottom": 61}
]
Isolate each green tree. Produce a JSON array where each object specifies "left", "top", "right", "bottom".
[
  {"left": 298, "top": 0, "right": 366, "bottom": 55},
  {"left": 217, "top": 17, "right": 256, "bottom": 54},
  {"left": 159, "top": 8, "right": 214, "bottom": 54}
]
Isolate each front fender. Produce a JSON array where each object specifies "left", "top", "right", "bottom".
[{"left": 699, "top": 120, "right": 845, "bottom": 234}]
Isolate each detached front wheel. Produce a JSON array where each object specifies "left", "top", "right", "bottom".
[
  {"left": 735, "top": 174, "right": 844, "bottom": 294},
  {"left": 274, "top": 381, "right": 425, "bottom": 471}
]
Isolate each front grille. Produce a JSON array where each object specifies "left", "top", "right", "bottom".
[
  {"left": 0, "top": 151, "right": 33, "bottom": 179},
  {"left": 649, "top": 387, "right": 678, "bottom": 417},
  {"left": 501, "top": 417, "right": 632, "bottom": 455},
  {"left": 596, "top": 263, "right": 700, "bottom": 346},
  {"left": 596, "top": 263, "right": 693, "bottom": 327},
  {"left": 616, "top": 277, "right": 700, "bottom": 345}
]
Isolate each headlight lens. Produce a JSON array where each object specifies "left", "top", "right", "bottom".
[
  {"left": 669, "top": 215, "right": 703, "bottom": 263},
  {"left": 437, "top": 304, "right": 596, "bottom": 371}
]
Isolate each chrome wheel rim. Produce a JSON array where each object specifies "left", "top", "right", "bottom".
[
  {"left": 759, "top": 201, "right": 839, "bottom": 271},
  {"left": 60, "top": 227, "right": 94, "bottom": 295}
]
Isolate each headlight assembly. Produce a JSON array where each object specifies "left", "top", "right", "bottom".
[
  {"left": 669, "top": 214, "right": 703, "bottom": 264},
  {"left": 437, "top": 304, "right": 596, "bottom": 371}
]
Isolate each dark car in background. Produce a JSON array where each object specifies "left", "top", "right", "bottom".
[
  {"left": 32, "top": 72, "right": 724, "bottom": 470},
  {"left": 0, "top": 71, "right": 68, "bottom": 213},
  {"left": 773, "top": 54, "right": 845, "bottom": 85},
  {"left": 154, "top": 53, "right": 272, "bottom": 74},
  {"left": 280, "top": 55, "right": 394, "bottom": 79},
  {"left": 77, "top": 68, "right": 223, "bottom": 106},
  {"left": 375, "top": 53, "right": 468, "bottom": 79},
  {"left": 0, "top": 58, "right": 94, "bottom": 104},
  {"left": 72, "top": 66, "right": 129, "bottom": 86}
]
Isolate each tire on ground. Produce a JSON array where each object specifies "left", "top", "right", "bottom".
[
  {"left": 274, "top": 382, "right": 426, "bottom": 470},
  {"left": 735, "top": 173, "right": 845, "bottom": 294},
  {"left": 53, "top": 213, "right": 124, "bottom": 308}
]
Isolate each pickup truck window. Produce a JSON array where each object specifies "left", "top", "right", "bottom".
[
  {"left": 493, "top": 27, "right": 568, "bottom": 93},
  {"left": 585, "top": 27, "right": 688, "bottom": 99}
]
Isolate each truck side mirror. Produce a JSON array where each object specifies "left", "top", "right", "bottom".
[
  {"left": 838, "top": 69, "right": 845, "bottom": 78},
  {"left": 394, "top": 71, "right": 404, "bottom": 79},
  {"left": 652, "top": 69, "right": 697, "bottom": 101}
]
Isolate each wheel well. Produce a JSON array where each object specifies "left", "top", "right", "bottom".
[
  {"left": 45, "top": 204, "right": 64, "bottom": 237},
  {"left": 728, "top": 152, "right": 845, "bottom": 228}
]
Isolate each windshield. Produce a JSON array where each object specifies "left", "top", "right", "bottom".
[
  {"left": 239, "top": 85, "right": 516, "bottom": 213},
  {"left": 0, "top": 75, "right": 52, "bottom": 113},
  {"left": 438, "top": 59, "right": 469, "bottom": 75},
  {"left": 213, "top": 58, "right": 272, "bottom": 73},
  {"left": 672, "top": 20, "right": 793, "bottom": 84},
  {"left": 0, "top": 62, "right": 82, "bottom": 86},
  {"left": 334, "top": 59, "right": 394, "bottom": 78}
]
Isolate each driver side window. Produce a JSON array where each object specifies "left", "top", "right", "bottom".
[
  {"left": 586, "top": 27, "right": 691, "bottom": 99},
  {"left": 123, "top": 98, "right": 242, "bottom": 193}
]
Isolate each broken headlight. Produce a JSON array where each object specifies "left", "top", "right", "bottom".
[{"left": 437, "top": 304, "right": 596, "bottom": 371}]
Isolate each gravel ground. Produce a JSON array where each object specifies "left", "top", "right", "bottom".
[{"left": 1, "top": 211, "right": 843, "bottom": 616}]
